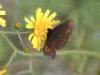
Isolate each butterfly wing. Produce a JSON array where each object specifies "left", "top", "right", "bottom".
[{"left": 43, "top": 20, "right": 74, "bottom": 58}]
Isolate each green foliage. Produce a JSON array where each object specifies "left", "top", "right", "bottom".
[{"left": 0, "top": 0, "right": 100, "bottom": 75}]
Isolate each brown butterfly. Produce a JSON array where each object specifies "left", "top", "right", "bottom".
[{"left": 43, "top": 20, "right": 74, "bottom": 58}]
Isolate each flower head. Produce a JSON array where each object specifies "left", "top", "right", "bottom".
[
  {"left": 0, "top": 68, "right": 7, "bottom": 75},
  {"left": 25, "top": 8, "right": 60, "bottom": 51},
  {"left": 0, "top": 5, "right": 6, "bottom": 27}
]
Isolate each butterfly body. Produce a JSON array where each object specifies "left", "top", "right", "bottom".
[{"left": 43, "top": 20, "right": 74, "bottom": 58}]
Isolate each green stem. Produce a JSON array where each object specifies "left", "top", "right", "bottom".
[
  {"left": 0, "top": 31, "right": 29, "bottom": 34},
  {"left": 17, "top": 49, "right": 100, "bottom": 58},
  {"left": 0, "top": 32, "right": 18, "bottom": 51},
  {"left": 6, "top": 50, "right": 17, "bottom": 67},
  {"left": 17, "top": 32, "right": 25, "bottom": 48},
  {"left": 78, "top": 56, "right": 87, "bottom": 74},
  {"left": 57, "top": 50, "right": 100, "bottom": 57},
  {"left": 29, "top": 57, "right": 34, "bottom": 75}
]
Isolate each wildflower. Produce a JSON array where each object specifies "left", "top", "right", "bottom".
[
  {"left": 0, "top": 5, "right": 6, "bottom": 27},
  {"left": 0, "top": 68, "right": 7, "bottom": 75},
  {"left": 25, "top": 8, "right": 60, "bottom": 51}
]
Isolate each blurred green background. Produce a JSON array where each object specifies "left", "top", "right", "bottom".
[{"left": 0, "top": 0, "right": 100, "bottom": 75}]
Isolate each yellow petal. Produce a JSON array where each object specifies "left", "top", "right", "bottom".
[
  {"left": 30, "top": 16, "right": 35, "bottom": 23},
  {"left": 48, "top": 20, "right": 60, "bottom": 29},
  {"left": 0, "top": 10, "right": 6, "bottom": 15},
  {"left": 52, "top": 20, "right": 60, "bottom": 26},
  {"left": 0, "top": 69, "right": 7, "bottom": 75},
  {"left": 26, "top": 24, "right": 34, "bottom": 29},
  {"left": 48, "top": 12, "right": 57, "bottom": 20},
  {"left": 42, "top": 9, "right": 50, "bottom": 20},
  {"left": 24, "top": 17, "right": 33, "bottom": 24},
  {"left": 32, "top": 35, "right": 41, "bottom": 51},
  {"left": 28, "top": 33, "right": 34, "bottom": 41},
  {"left": 36, "top": 8, "right": 43, "bottom": 21},
  {"left": 0, "top": 18, "right": 6, "bottom": 27}
]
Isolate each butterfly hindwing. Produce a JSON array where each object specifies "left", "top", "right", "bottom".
[{"left": 43, "top": 20, "right": 74, "bottom": 58}]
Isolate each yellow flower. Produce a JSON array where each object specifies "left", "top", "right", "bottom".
[
  {"left": 0, "top": 69, "right": 7, "bottom": 75},
  {"left": 25, "top": 8, "right": 60, "bottom": 51},
  {"left": 0, "top": 5, "right": 6, "bottom": 27}
]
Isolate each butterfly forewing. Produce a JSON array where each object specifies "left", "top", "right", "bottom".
[{"left": 43, "top": 20, "right": 74, "bottom": 58}]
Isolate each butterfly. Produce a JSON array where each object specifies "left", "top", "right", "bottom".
[{"left": 43, "top": 20, "right": 74, "bottom": 58}]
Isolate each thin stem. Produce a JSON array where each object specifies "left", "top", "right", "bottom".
[
  {"left": 17, "top": 49, "right": 100, "bottom": 58},
  {"left": 78, "top": 56, "right": 87, "bottom": 74},
  {"left": 0, "top": 31, "right": 29, "bottom": 34},
  {"left": 17, "top": 32, "right": 25, "bottom": 48},
  {"left": 29, "top": 58, "right": 34, "bottom": 75},
  {"left": 58, "top": 50, "right": 100, "bottom": 57},
  {"left": 0, "top": 32, "right": 18, "bottom": 51},
  {"left": 75, "top": 31, "right": 87, "bottom": 74},
  {"left": 6, "top": 50, "right": 17, "bottom": 67},
  {"left": 17, "top": 50, "right": 41, "bottom": 56}
]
